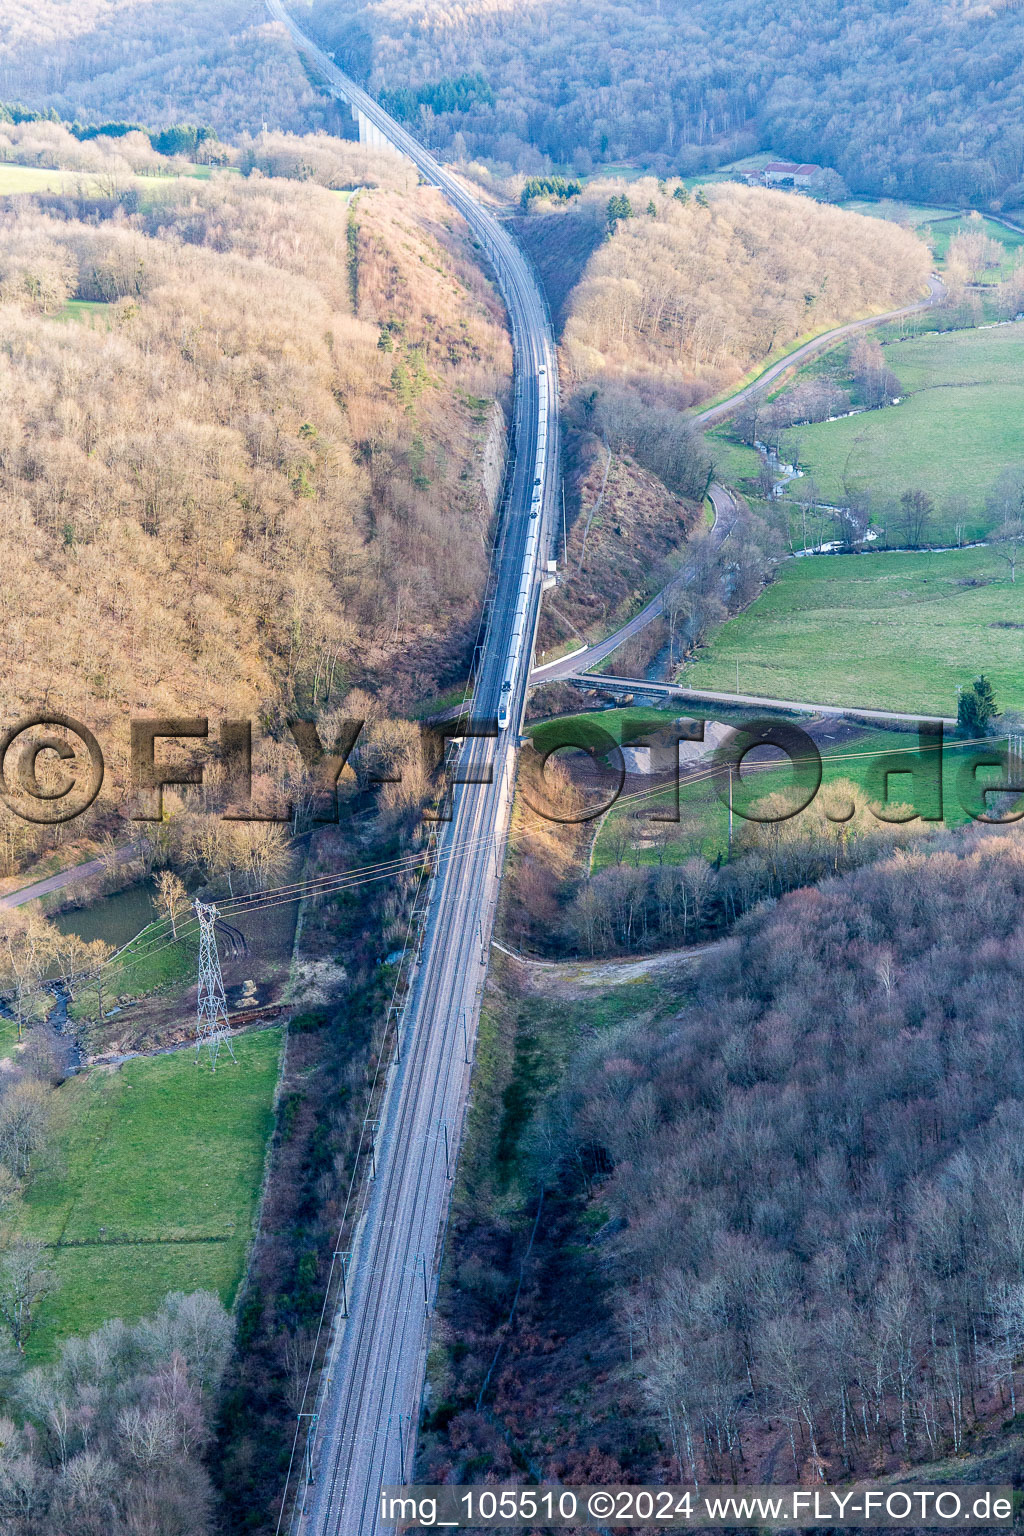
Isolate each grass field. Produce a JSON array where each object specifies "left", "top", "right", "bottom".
[
  {"left": 530, "top": 704, "right": 702, "bottom": 750},
  {"left": 682, "top": 545, "right": 1024, "bottom": 716},
  {"left": 56, "top": 299, "right": 112, "bottom": 324},
  {"left": 527, "top": 707, "right": 982, "bottom": 867},
  {"left": 0, "top": 165, "right": 72, "bottom": 195},
  {"left": 21, "top": 1026, "right": 282, "bottom": 1359},
  {"left": 778, "top": 322, "right": 1024, "bottom": 529},
  {"left": 0, "top": 161, "right": 221, "bottom": 203},
  {"left": 841, "top": 199, "right": 1024, "bottom": 279},
  {"left": 842, "top": 198, "right": 949, "bottom": 228},
  {"left": 706, "top": 430, "right": 762, "bottom": 488},
  {"left": 0, "top": 1016, "right": 19, "bottom": 1062},
  {"left": 701, "top": 202, "right": 1021, "bottom": 500}
]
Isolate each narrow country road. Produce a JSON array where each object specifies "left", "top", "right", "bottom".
[
  {"left": 492, "top": 938, "right": 716, "bottom": 989},
  {"left": 552, "top": 675, "right": 955, "bottom": 726},
  {"left": 694, "top": 274, "right": 945, "bottom": 428},
  {"left": 530, "top": 482, "right": 740, "bottom": 684},
  {"left": 0, "top": 846, "right": 135, "bottom": 910}
]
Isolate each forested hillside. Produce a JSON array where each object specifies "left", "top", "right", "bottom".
[
  {"left": 522, "top": 182, "right": 926, "bottom": 665},
  {"left": 309, "top": 0, "right": 1024, "bottom": 211},
  {"left": 559, "top": 180, "right": 930, "bottom": 401},
  {"left": 0, "top": 137, "right": 511, "bottom": 872},
  {"left": 4, "top": 0, "right": 1023, "bottom": 209},
  {"left": 428, "top": 831, "right": 1024, "bottom": 1486},
  {"left": 0, "top": 0, "right": 331, "bottom": 136}
]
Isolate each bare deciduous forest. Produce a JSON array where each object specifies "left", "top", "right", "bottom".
[
  {"left": 0, "top": 0, "right": 328, "bottom": 137},
  {"left": 0, "top": 1291, "right": 235, "bottom": 1534},
  {"left": 502, "top": 745, "right": 939, "bottom": 960},
  {"left": 0, "top": 138, "right": 511, "bottom": 874},
  {"left": 0, "top": 115, "right": 518, "bottom": 1534},
  {"left": 559, "top": 181, "right": 931, "bottom": 401},
  {"left": 6, "top": 0, "right": 1018, "bottom": 215},
  {"left": 309, "top": 0, "right": 1024, "bottom": 210},
  {"left": 513, "top": 181, "right": 928, "bottom": 557},
  {"left": 427, "top": 832, "right": 1024, "bottom": 1490}
]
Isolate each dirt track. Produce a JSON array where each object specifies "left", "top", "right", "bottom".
[{"left": 491, "top": 937, "right": 716, "bottom": 994}]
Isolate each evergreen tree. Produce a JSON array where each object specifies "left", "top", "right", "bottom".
[
  {"left": 957, "top": 675, "right": 999, "bottom": 737},
  {"left": 606, "top": 193, "right": 633, "bottom": 231}
]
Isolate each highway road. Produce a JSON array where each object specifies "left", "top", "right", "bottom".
[{"left": 263, "top": 5, "right": 558, "bottom": 1534}]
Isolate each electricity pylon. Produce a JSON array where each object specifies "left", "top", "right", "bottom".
[{"left": 194, "top": 900, "right": 235, "bottom": 1071}]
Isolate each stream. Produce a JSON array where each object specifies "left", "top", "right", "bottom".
[
  {"left": 0, "top": 982, "right": 84, "bottom": 1072},
  {"left": 0, "top": 883, "right": 158, "bottom": 1072}
]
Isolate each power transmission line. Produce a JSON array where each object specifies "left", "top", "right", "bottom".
[
  {"left": 194, "top": 899, "right": 236, "bottom": 1072},
  {"left": 3, "top": 729, "right": 1003, "bottom": 1020}
]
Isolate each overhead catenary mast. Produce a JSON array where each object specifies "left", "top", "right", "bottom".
[{"left": 194, "top": 899, "right": 236, "bottom": 1071}]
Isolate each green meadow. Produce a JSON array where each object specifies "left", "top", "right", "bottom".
[
  {"left": 0, "top": 160, "right": 222, "bottom": 203},
  {"left": 69, "top": 920, "right": 198, "bottom": 1023},
  {"left": 21, "top": 1027, "right": 282, "bottom": 1358},
  {"left": 779, "top": 322, "right": 1024, "bottom": 530},
  {"left": 681, "top": 545, "right": 1024, "bottom": 717},
  {"left": 924, "top": 213, "right": 1024, "bottom": 282}
]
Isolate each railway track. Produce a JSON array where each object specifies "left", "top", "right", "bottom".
[{"left": 263, "top": 6, "right": 559, "bottom": 1532}]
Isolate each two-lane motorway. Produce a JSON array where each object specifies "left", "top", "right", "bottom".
[{"left": 264, "top": 5, "right": 558, "bottom": 1533}]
